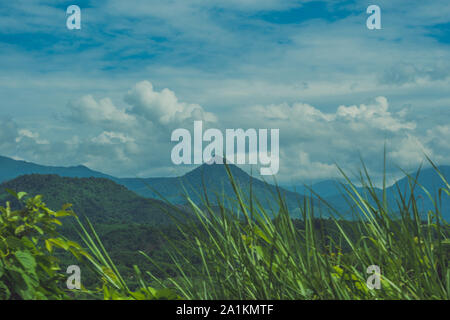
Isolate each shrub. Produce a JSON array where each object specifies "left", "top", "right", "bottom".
[{"left": 0, "top": 191, "right": 83, "bottom": 299}]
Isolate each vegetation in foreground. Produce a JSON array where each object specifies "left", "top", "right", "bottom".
[{"left": 0, "top": 159, "right": 449, "bottom": 300}]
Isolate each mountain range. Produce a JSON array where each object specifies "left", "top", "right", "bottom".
[
  {"left": 0, "top": 155, "right": 305, "bottom": 213},
  {"left": 0, "top": 155, "right": 448, "bottom": 220}
]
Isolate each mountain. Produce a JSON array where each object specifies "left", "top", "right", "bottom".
[
  {"left": 0, "top": 155, "right": 113, "bottom": 182},
  {"left": 119, "top": 161, "right": 306, "bottom": 213},
  {"left": 285, "top": 180, "right": 372, "bottom": 198},
  {"left": 301, "top": 166, "right": 450, "bottom": 220},
  {"left": 386, "top": 166, "right": 450, "bottom": 218},
  {"left": 0, "top": 155, "right": 448, "bottom": 219},
  {"left": 0, "top": 155, "right": 305, "bottom": 213},
  {"left": 0, "top": 174, "right": 184, "bottom": 225},
  {"left": 394, "top": 165, "right": 450, "bottom": 196},
  {"left": 286, "top": 166, "right": 450, "bottom": 200}
]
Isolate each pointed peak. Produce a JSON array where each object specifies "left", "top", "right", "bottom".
[
  {"left": 204, "top": 155, "right": 226, "bottom": 165},
  {"left": 74, "top": 164, "right": 89, "bottom": 169}
]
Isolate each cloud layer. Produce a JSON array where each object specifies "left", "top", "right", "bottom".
[
  {"left": 2, "top": 80, "right": 447, "bottom": 185},
  {"left": 0, "top": 1, "right": 449, "bottom": 184}
]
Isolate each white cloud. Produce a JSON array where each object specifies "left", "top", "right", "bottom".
[
  {"left": 1, "top": 1, "right": 449, "bottom": 182},
  {"left": 16, "top": 129, "right": 49, "bottom": 145},
  {"left": 424, "top": 125, "right": 450, "bottom": 163},
  {"left": 389, "top": 134, "right": 432, "bottom": 167},
  {"left": 1, "top": 85, "right": 446, "bottom": 183},
  {"left": 55, "top": 81, "right": 219, "bottom": 177},
  {"left": 336, "top": 97, "right": 416, "bottom": 132},
  {"left": 228, "top": 96, "right": 428, "bottom": 182},
  {"left": 68, "top": 95, "right": 135, "bottom": 128},
  {"left": 292, "top": 151, "right": 338, "bottom": 181},
  {"left": 125, "top": 80, "right": 217, "bottom": 126},
  {"left": 91, "top": 131, "right": 135, "bottom": 145}
]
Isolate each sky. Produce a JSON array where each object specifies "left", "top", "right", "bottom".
[{"left": 0, "top": 0, "right": 449, "bottom": 185}]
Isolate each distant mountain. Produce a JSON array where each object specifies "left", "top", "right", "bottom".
[
  {"left": 301, "top": 166, "right": 450, "bottom": 220},
  {"left": 0, "top": 174, "right": 184, "bottom": 225},
  {"left": 0, "top": 155, "right": 113, "bottom": 182},
  {"left": 0, "top": 155, "right": 305, "bottom": 214},
  {"left": 119, "top": 161, "right": 306, "bottom": 213},
  {"left": 287, "top": 166, "right": 450, "bottom": 200},
  {"left": 0, "top": 155, "right": 448, "bottom": 220},
  {"left": 285, "top": 180, "right": 372, "bottom": 198},
  {"left": 386, "top": 166, "right": 450, "bottom": 218},
  {"left": 393, "top": 166, "right": 450, "bottom": 196}
]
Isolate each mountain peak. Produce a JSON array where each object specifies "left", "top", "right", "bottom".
[{"left": 205, "top": 155, "right": 226, "bottom": 165}]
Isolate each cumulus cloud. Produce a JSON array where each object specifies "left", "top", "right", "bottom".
[
  {"left": 1, "top": 0, "right": 449, "bottom": 184},
  {"left": 91, "top": 131, "right": 135, "bottom": 146},
  {"left": 68, "top": 95, "right": 135, "bottom": 128},
  {"left": 62, "top": 81, "right": 218, "bottom": 176},
  {"left": 2, "top": 86, "right": 446, "bottom": 183},
  {"left": 251, "top": 102, "right": 334, "bottom": 122},
  {"left": 287, "top": 151, "right": 339, "bottom": 181},
  {"left": 16, "top": 129, "right": 49, "bottom": 145},
  {"left": 240, "top": 96, "right": 415, "bottom": 135},
  {"left": 389, "top": 134, "right": 432, "bottom": 167},
  {"left": 335, "top": 97, "right": 416, "bottom": 132},
  {"left": 0, "top": 118, "right": 55, "bottom": 163},
  {"left": 228, "top": 96, "right": 427, "bottom": 183},
  {"left": 61, "top": 92, "right": 443, "bottom": 182},
  {"left": 68, "top": 81, "right": 216, "bottom": 130},
  {"left": 125, "top": 81, "right": 217, "bottom": 126},
  {"left": 424, "top": 125, "right": 450, "bottom": 163}
]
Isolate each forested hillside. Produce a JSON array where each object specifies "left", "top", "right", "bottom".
[{"left": 0, "top": 174, "right": 184, "bottom": 225}]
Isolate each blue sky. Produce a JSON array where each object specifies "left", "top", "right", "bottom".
[{"left": 0, "top": 0, "right": 449, "bottom": 184}]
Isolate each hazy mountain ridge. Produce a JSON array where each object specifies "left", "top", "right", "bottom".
[
  {"left": 0, "top": 155, "right": 114, "bottom": 182},
  {"left": 0, "top": 155, "right": 305, "bottom": 212},
  {"left": 0, "top": 155, "right": 448, "bottom": 220},
  {"left": 119, "top": 162, "right": 306, "bottom": 212}
]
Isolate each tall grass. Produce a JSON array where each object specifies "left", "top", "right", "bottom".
[
  {"left": 140, "top": 159, "right": 449, "bottom": 300},
  {"left": 78, "top": 159, "right": 449, "bottom": 300}
]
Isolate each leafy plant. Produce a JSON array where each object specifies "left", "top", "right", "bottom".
[
  {"left": 0, "top": 191, "right": 85, "bottom": 299},
  {"left": 0, "top": 190, "right": 181, "bottom": 300}
]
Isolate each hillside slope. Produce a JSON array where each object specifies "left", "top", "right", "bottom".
[{"left": 0, "top": 174, "right": 182, "bottom": 225}]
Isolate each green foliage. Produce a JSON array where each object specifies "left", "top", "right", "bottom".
[
  {"left": 0, "top": 191, "right": 84, "bottom": 299},
  {"left": 0, "top": 190, "right": 181, "bottom": 300}
]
